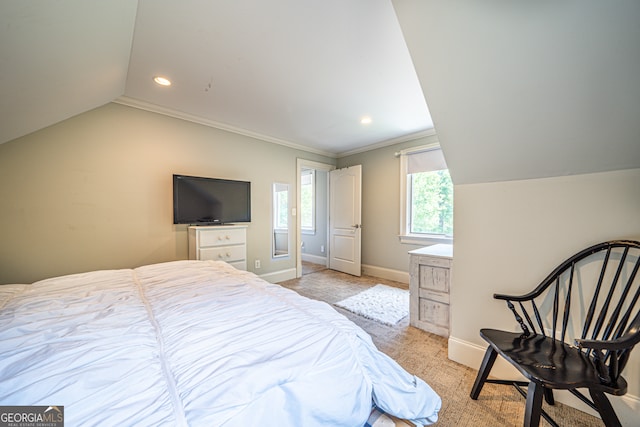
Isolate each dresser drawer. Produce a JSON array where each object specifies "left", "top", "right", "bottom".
[
  {"left": 198, "top": 228, "right": 245, "bottom": 247},
  {"left": 419, "top": 298, "right": 450, "bottom": 329},
  {"left": 418, "top": 265, "right": 450, "bottom": 293},
  {"left": 189, "top": 225, "right": 248, "bottom": 271},
  {"left": 199, "top": 245, "right": 245, "bottom": 263}
]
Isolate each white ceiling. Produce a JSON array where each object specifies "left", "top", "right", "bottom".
[
  {"left": 0, "top": 1, "right": 137, "bottom": 147},
  {"left": 3, "top": 1, "right": 638, "bottom": 183},
  {"left": 394, "top": 0, "right": 640, "bottom": 184},
  {"left": 0, "top": 0, "right": 433, "bottom": 157}
]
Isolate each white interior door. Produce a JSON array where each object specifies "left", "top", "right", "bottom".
[{"left": 329, "top": 165, "right": 362, "bottom": 276}]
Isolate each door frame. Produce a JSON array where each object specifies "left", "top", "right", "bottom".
[{"left": 295, "top": 158, "right": 335, "bottom": 278}]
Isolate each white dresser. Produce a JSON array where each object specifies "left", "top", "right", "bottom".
[
  {"left": 409, "top": 244, "right": 453, "bottom": 337},
  {"left": 188, "top": 225, "right": 247, "bottom": 270}
]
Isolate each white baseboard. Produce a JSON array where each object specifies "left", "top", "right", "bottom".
[
  {"left": 298, "top": 259, "right": 409, "bottom": 285},
  {"left": 448, "top": 336, "right": 640, "bottom": 424},
  {"left": 448, "top": 336, "right": 523, "bottom": 380},
  {"left": 301, "top": 253, "right": 326, "bottom": 265},
  {"left": 259, "top": 268, "right": 297, "bottom": 283},
  {"left": 361, "top": 264, "right": 409, "bottom": 285}
]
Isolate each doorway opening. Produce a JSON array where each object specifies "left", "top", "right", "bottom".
[{"left": 296, "top": 159, "right": 334, "bottom": 277}]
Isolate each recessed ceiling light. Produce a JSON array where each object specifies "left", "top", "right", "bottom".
[
  {"left": 153, "top": 76, "right": 171, "bottom": 86},
  {"left": 360, "top": 116, "right": 372, "bottom": 125}
]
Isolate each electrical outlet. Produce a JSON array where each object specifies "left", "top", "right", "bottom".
[
  {"left": 255, "top": 260, "right": 261, "bottom": 269},
  {"left": 320, "top": 245, "right": 325, "bottom": 253}
]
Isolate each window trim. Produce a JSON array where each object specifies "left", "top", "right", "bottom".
[
  {"left": 399, "top": 143, "right": 453, "bottom": 245},
  {"left": 300, "top": 169, "right": 316, "bottom": 234}
]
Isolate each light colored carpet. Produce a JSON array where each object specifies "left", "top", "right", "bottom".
[
  {"left": 334, "top": 284, "right": 409, "bottom": 326},
  {"left": 302, "top": 261, "right": 327, "bottom": 275}
]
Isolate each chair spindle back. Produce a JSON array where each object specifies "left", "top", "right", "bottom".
[{"left": 499, "top": 241, "right": 640, "bottom": 384}]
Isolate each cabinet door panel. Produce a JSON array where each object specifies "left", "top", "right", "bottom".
[
  {"left": 418, "top": 265, "right": 450, "bottom": 293},
  {"left": 419, "top": 288, "right": 450, "bottom": 304},
  {"left": 419, "top": 299, "right": 450, "bottom": 328}
]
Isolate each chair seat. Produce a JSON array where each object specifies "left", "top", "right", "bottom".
[{"left": 480, "top": 328, "right": 627, "bottom": 395}]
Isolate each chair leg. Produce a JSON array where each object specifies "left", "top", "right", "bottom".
[
  {"left": 589, "top": 389, "right": 621, "bottom": 427},
  {"left": 524, "top": 381, "right": 544, "bottom": 427},
  {"left": 543, "top": 388, "right": 554, "bottom": 406},
  {"left": 470, "top": 346, "right": 498, "bottom": 400}
]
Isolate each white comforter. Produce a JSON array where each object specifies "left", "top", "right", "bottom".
[{"left": 0, "top": 261, "right": 440, "bottom": 426}]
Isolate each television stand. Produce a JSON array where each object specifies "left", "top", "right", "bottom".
[{"left": 188, "top": 225, "right": 247, "bottom": 270}]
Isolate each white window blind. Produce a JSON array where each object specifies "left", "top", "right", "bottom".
[{"left": 406, "top": 147, "right": 447, "bottom": 174}]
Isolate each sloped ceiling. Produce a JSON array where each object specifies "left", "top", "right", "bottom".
[
  {"left": 2, "top": 1, "right": 638, "bottom": 183},
  {"left": 393, "top": 0, "right": 640, "bottom": 184},
  {"left": 0, "top": 1, "right": 137, "bottom": 146},
  {"left": 0, "top": 0, "right": 432, "bottom": 157}
]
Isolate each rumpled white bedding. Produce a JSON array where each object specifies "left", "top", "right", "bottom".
[{"left": 0, "top": 260, "right": 440, "bottom": 426}]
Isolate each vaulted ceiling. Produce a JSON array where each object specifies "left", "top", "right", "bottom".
[
  {"left": 394, "top": 0, "right": 640, "bottom": 184},
  {"left": 2, "top": 1, "right": 639, "bottom": 184},
  {"left": 0, "top": 0, "right": 431, "bottom": 157}
]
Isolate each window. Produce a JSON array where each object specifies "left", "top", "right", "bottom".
[
  {"left": 399, "top": 143, "right": 453, "bottom": 244},
  {"left": 300, "top": 169, "right": 315, "bottom": 233}
]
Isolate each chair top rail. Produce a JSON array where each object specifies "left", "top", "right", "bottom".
[
  {"left": 493, "top": 240, "right": 640, "bottom": 303},
  {"left": 496, "top": 240, "right": 640, "bottom": 343}
]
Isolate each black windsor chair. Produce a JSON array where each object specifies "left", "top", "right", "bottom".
[{"left": 470, "top": 240, "right": 640, "bottom": 427}]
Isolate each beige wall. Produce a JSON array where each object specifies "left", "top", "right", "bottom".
[
  {"left": 0, "top": 103, "right": 334, "bottom": 284},
  {"left": 451, "top": 168, "right": 640, "bottom": 416}
]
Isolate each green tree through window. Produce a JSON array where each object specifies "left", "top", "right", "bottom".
[
  {"left": 409, "top": 170, "right": 453, "bottom": 235},
  {"left": 400, "top": 143, "right": 453, "bottom": 242}
]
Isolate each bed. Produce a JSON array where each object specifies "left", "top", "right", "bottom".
[{"left": 0, "top": 260, "right": 440, "bottom": 426}]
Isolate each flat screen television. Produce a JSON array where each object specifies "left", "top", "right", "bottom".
[{"left": 173, "top": 174, "right": 251, "bottom": 225}]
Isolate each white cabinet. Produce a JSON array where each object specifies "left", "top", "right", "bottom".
[
  {"left": 188, "top": 225, "right": 247, "bottom": 270},
  {"left": 409, "top": 244, "right": 453, "bottom": 337}
]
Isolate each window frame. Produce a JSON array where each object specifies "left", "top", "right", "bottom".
[
  {"left": 300, "top": 169, "right": 316, "bottom": 235},
  {"left": 399, "top": 143, "right": 453, "bottom": 245}
]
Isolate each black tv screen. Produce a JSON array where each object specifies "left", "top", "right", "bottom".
[{"left": 173, "top": 174, "right": 251, "bottom": 224}]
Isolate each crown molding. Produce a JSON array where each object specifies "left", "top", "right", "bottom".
[
  {"left": 335, "top": 128, "right": 438, "bottom": 158},
  {"left": 114, "top": 96, "right": 437, "bottom": 159},
  {"left": 113, "top": 96, "right": 338, "bottom": 158}
]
